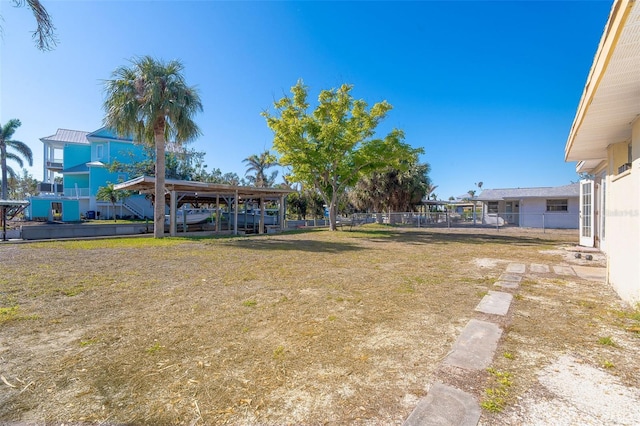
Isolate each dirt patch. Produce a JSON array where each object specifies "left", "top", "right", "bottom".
[{"left": 0, "top": 227, "right": 638, "bottom": 425}]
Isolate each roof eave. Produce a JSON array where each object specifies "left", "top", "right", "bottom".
[{"left": 565, "top": 0, "right": 635, "bottom": 161}]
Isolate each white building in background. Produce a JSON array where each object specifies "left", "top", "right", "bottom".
[{"left": 476, "top": 184, "right": 579, "bottom": 229}]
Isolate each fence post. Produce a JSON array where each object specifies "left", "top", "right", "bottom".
[{"left": 542, "top": 213, "right": 545, "bottom": 233}]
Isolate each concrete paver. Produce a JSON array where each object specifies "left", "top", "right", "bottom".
[
  {"left": 475, "top": 291, "right": 513, "bottom": 316},
  {"left": 499, "top": 273, "right": 522, "bottom": 283},
  {"left": 443, "top": 319, "right": 503, "bottom": 371},
  {"left": 553, "top": 265, "right": 576, "bottom": 276},
  {"left": 572, "top": 266, "right": 606, "bottom": 282},
  {"left": 506, "top": 263, "right": 526, "bottom": 274},
  {"left": 403, "top": 383, "right": 481, "bottom": 426},
  {"left": 494, "top": 280, "right": 519, "bottom": 290},
  {"left": 530, "top": 263, "right": 550, "bottom": 273}
]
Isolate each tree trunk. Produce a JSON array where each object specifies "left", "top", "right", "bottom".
[
  {"left": 329, "top": 192, "right": 338, "bottom": 231},
  {"left": 154, "top": 128, "right": 166, "bottom": 238},
  {"left": 1, "top": 143, "right": 7, "bottom": 200}
]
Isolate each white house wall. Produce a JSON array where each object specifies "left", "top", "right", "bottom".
[
  {"left": 520, "top": 198, "right": 579, "bottom": 229},
  {"left": 604, "top": 120, "right": 640, "bottom": 303}
]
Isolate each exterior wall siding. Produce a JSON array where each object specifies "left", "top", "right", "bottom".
[
  {"left": 604, "top": 122, "right": 640, "bottom": 303},
  {"left": 64, "top": 174, "right": 89, "bottom": 190},
  {"left": 89, "top": 166, "right": 124, "bottom": 195},
  {"left": 28, "top": 198, "right": 80, "bottom": 222},
  {"left": 63, "top": 144, "right": 90, "bottom": 169}
]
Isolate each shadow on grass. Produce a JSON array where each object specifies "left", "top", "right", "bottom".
[
  {"left": 227, "top": 238, "right": 365, "bottom": 253},
  {"left": 342, "top": 227, "right": 569, "bottom": 247},
  {"left": 180, "top": 226, "right": 568, "bottom": 252}
]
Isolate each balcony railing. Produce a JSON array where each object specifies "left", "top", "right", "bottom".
[
  {"left": 63, "top": 187, "right": 90, "bottom": 197},
  {"left": 46, "top": 159, "right": 64, "bottom": 169},
  {"left": 37, "top": 182, "right": 64, "bottom": 194}
]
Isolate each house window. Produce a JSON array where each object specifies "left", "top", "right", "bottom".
[
  {"left": 96, "top": 144, "right": 104, "bottom": 160},
  {"left": 487, "top": 201, "right": 499, "bottom": 213},
  {"left": 546, "top": 199, "right": 568, "bottom": 212}
]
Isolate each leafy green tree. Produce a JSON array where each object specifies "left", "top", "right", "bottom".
[
  {"left": 263, "top": 80, "right": 422, "bottom": 230},
  {"left": 2, "top": 0, "right": 57, "bottom": 50},
  {"left": 103, "top": 56, "right": 203, "bottom": 237},
  {"left": 8, "top": 169, "right": 39, "bottom": 199},
  {"left": 243, "top": 150, "right": 278, "bottom": 187},
  {"left": 1, "top": 119, "right": 33, "bottom": 201},
  {"left": 286, "top": 190, "right": 324, "bottom": 220}
]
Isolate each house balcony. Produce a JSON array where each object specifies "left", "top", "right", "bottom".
[
  {"left": 45, "top": 159, "right": 64, "bottom": 170},
  {"left": 37, "top": 182, "right": 64, "bottom": 195}
]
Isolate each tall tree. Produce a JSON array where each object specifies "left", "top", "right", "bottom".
[
  {"left": 263, "top": 80, "right": 422, "bottom": 230},
  {"left": 3, "top": 0, "right": 57, "bottom": 50},
  {"left": 103, "top": 56, "right": 203, "bottom": 238},
  {"left": 243, "top": 150, "right": 278, "bottom": 187},
  {"left": 1, "top": 119, "right": 33, "bottom": 201}
]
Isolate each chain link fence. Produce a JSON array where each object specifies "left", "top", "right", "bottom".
[{"left": 285, "top": 211, "right": 579, "bottom": 232}]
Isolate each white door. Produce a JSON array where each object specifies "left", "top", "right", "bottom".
[{"left": 580, "top": 179, "right": 595, "bottom": 247}]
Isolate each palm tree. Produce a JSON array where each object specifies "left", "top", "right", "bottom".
[
  {"left": 243, "top": 150, "right": 278, "bottom": 187},
  {"left": 103, "top": 56, "right": 203, "bottom": 238},
  {"left": 1, "top": 119, "right": 34, "bottom": 201},
  {"left": 1, "top": 119, "right": 32, "bottom": 241},
  {"left": 96, "top": 182, "right": 130, "bottom": 222},
  {"left": 4, "top": 0, "right": 57, "bottom": 50}
]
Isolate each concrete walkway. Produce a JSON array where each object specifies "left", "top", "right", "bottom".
[
  {"left": 403, "top": 261, "right": 607, "bottom": 425},
  {"left": 403, "top": 263, "right": 527, "bottom": 426}
]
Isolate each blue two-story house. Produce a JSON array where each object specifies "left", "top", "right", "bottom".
[{"left": 28, "top": 127, "right": 154, "bottom": 221}]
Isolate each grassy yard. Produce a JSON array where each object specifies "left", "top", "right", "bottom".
[{"left": 0, "top": 226, "right": 638, "bottom": 425}]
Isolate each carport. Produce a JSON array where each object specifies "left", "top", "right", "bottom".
[{"left": 114, "top": 176, "right": 292, "bottom": 237}]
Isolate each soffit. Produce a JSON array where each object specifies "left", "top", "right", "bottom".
[{"left": 566, "top": 0, "right": 640, "bottom": 161}]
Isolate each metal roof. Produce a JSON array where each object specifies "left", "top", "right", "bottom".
[
  {"left": 477, "top": 184, "right": 580, "bottom": 201},
  {"left": 87, "top": 127, "right": 134, "bottom": 142},
  {"left": 565, "top": 0, "right": 640, "bottom": 164},
  {"left": 40, "top": 129, "right": 90, "bottom": 144},
  {"left": 114, "top": 176, "right": 293, "bottom": 206},
  {"left": 61, "top": 163, "right": 90, "bottom": 174}
]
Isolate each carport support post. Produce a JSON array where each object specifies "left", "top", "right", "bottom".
[
  {"left": 170, "top": 190, "right": 177, "bottom": 237},
  {"left": 2, "top": 206, "right": 6, "bottom": 241},
  {"left": 473, "top": 199, "right": 477, "bottom": 225},
  {"left": 215, "top": 195, "right": 220, "bottom": 233},
  {"left": 259, "top": 196, "right": 265, "bottom": 234},
  {"left": 279, "top": 194, "right": 285, "bottom": 231},
  {"left": 233, "top": 190, "right": 239, "bottom": 236}
]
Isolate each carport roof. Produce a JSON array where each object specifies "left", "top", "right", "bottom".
[{"left": 114, "top": 176, "right": 293, "bottom": 205}]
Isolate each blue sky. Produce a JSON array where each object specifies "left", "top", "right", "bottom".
[{"left": 0, "top": 0, "right": 611, "bottom": 200}]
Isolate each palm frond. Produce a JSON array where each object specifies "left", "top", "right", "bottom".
[{"left": 11, "top": 0, "right": 57, "bottom": 50}]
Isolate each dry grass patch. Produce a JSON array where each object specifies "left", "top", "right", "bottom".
[{"left": 0, "top": 226, "right": 609, "bottom": 425}]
